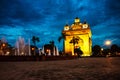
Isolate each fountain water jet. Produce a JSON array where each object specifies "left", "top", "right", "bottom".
[
  {"left": 56, "top": 46, "right": 59, "bottom": 56},
  {"left": 15, "top": 36, "right": 31, "bottom": 56}
]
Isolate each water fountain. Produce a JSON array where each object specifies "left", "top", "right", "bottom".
[
  {"left": 42, "top": 46, "right": 45, "bottom": 55},
  {"left": 15, "top": 36, "right": 31, "bottom": 56},
  {"left": 53, "top": 46, "right": 59, "bottom": 56},
  {"left": 56, "top": 46, "right": 59, "bottom": 56},
  {"left": 53, "top": 46, "right": 55, "bottom": 56}
]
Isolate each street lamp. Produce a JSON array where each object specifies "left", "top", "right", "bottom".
[
  {"left": 104, "top": 40, "right": 111, "bottom": 57},
  {"left": 105, "top": 40, "right": 111, "bottom": 46},
  {"left": 2, "top": 43, "right": 6, "bottom": 47},
  {"left": 32, "top": 47, "right": 35, "bottom": 51},
  {"left": 101, "top": 48, "right": 103, "bottom": 51}
]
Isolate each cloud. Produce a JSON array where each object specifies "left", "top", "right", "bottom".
[
  {"left": 105, "top": 0, "right": 120, "bottom": 18},
  {"left": 0, "top": 0, "right": 46, "bottom": 27},
  {"left": 92, "top": 17, "right": 120, "bottom": 46},
  {"left": 0, "top": 0, "right": 120, "bottom": 48}
]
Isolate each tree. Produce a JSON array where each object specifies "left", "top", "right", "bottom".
[
  {"left": 0, "top": 41, "right": 12, "bottom": 55},
  {"left": 69, "top": 36, "right": 80, "bottom": 54},
  {"left": 32, "top": 36, "right": 40, "bottom": 46},
  {"left": 58, "top": 34, "right": 65, "bottom": 43},
  {"left": 74, "top": 48, "right": 83, "bottom": 58},
  {"left": 32, "top": 36, "right": 40, "bottom": 55},
  {"left": 49, "top": 40, "right": 54, "bottom": 47},
  {"left": 6, "top": 43, "right": 13, "bottom": 55},
  {"left": 49, "top": 40, "right": 55, "bottom": 55},
  {"left": 102, "top": 48, "right": 110, "bottom": 56},
  {"left": 110, "top": 44, "right": 119, "bottom": 56},
  {"left": 70, "top": 36, "right": 79, "bottom": 47},
  {"left": 58, "top": 34, "right": 66, "bottom": 53},
  {"left": 92, "top": 45, "right": 101, "bottom": 56}
]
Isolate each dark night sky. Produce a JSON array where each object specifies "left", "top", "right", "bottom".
[{"left": 0, "top": 0, "right": 120, "bottom": 50}]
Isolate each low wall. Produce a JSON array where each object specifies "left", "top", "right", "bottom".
[{"left": 0, "top": 56, "right": 78, "bottom": 61}]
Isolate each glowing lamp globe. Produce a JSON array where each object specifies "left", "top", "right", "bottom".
[{"left": 105, "top": 40, "right": 111, "bottom": 46}]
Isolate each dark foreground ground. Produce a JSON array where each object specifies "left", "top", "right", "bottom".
[{"left": 0, "top": 57, "right": 120, "bottom": 80}]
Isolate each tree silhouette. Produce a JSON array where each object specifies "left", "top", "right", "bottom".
[
  {"left": 58, "top": 33, "right": 66, "bottom": 53},
  {"left": 110, "top": 44, "right": 119, "bottom": 56},
  {"left": 70, "top": 36, "right": 79, "bottom": 47},
  {"left": 69, "top": 36, "right": 80, "bottom": 54},
  {"left": 32, "top": 36, "right": 40, "bottom": 46},
  {"left": 58, "top": 34, "right": 65, "bottom": 43},
  {"left": 32, "top": 36, "right": 40, "bottom": 55},
  {"left": 49, "top": 40, "right": 54, "bottom": 47},
  {"left": 92, "top": 45, "right": 101, "bottom": 56},
  {"left": 102, "top": 48, "right": 110, "bottom": 56},
  {"left": 49, "top": 40, "right": 55, "bottom": 55},
  {"left": 74, "top": 48, "right": 83, "bottom": 58}
]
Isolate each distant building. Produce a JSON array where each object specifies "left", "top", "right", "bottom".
[{"left": 62, "top": 17, "right": 92, "bottom": 56}]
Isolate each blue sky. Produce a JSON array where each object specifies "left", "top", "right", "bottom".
[{"left": 0, "top": 0, "right": 120, "bottom": 50}]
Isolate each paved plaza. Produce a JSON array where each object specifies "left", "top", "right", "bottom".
[{"left": 0, "top": 57, "right": 120, "bottom": 80}]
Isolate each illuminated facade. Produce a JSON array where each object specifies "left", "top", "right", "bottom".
[{"left": 62, "top": 17, "right": 92, "bottom": 56}]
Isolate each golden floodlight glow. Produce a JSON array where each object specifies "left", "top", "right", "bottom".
[
  {"left": 32, "top": 48, "right": 35, "bottom": 50},
  {"left": 105, "top": 40, "right": 111, "bottom": 46},
  {"left": 2, "top": 43, "right": 5, "bottom": 47}
]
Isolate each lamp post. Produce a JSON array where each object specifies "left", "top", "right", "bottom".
[
  {"left": 2, "top": 43, "right": 6, "bottom": 47},
  {"left": 105, "top": 40, "right": 111, "bottom": 46},
  {"left": 105, "top": 40, "right": 111, "bottom": 57}
]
